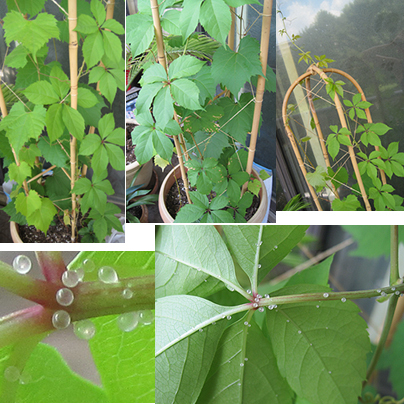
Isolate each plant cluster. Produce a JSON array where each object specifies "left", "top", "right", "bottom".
[
  {"left": 155, "top": 225, "right": 404, "bottom": 404},
  {"left": 279, "top": 11, "right": 404, "bottom": 211},
  {"left": 0, "top": 0, "right": 125, "bottom": 242},
  {"left": 126, "top": 0, "right": 275, "bottom": 222},
  {"left": 0, "top": 251, "right": 155, "bottom": 402}
]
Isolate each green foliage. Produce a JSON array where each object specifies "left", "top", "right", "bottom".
[
  {"left": 155, "top": 225, "right": 373, "bottom": 404},
  {"left": 127, "top": 0, "right": 274, "bottom": 222},
  {"left": 1, "top": 0, "right": 125, "bottom": 241}
]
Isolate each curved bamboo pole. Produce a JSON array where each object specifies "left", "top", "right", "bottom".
[
  {"left": 244, "top": 0, "right": 273, "bottom": 191},
  {"left": 150, "top": 0, "right": 191, "bottom": 204},
  {"left": 68, "top": 0, "right": 78, "bottom": 241}
]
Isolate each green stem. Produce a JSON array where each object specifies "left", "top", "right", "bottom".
[
  {"left": 252, "top": 225, "right": 263, "bottom": 295},
  {"left": 363, "top": 225, "right": 400, "bottom": 387}
]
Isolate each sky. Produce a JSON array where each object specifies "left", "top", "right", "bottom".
[{"left": 277, "top": 0, "right": 353, "bottom": 43}]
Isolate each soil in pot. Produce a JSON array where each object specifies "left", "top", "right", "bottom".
[
  {"left": 18, "top": 221, "right": 83, "bottom": 243},
  {"left": 127, "top": 206, "right": 142, "bottom": 221},
  {"left": 126, "top": 123, "right": 137, "bottom": 165},
  {"left": 165, "top": 178, "right": 260, "bottom": 221}
]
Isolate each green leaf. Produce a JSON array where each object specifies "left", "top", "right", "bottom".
[
  {"left": 131, "top": 126, "right": 154, "bottom": 165},
  {"left": 332, "top": 195, "right": 361, "bottom": 211},
  {"left": 102, "top": 30, "right": 122, "bottom": 65},
  {"left": 3, "top": 11, "right": 59, "bottom": 59},
  {"left": 174, "top": 203, "right": 207, "bottom": 223},
  {"left": 200, "top": 0, "right": 231, "bottom": 46},
  {"left": 37, "top": 137, "right": 69, "bottom": 167},
  {"left": 198, "top": 317, "right": 294, "bottom": 404},
  {"left": 83, "top": 31, "right": 104, "bottom": 68},
  {"left": 101, "top": 19, "right": 125, "bottom": 35},
  {"left": 155, "top": 225, "right": 242, "bottom": 298},
  {"left": 152, "top": 129, "right": 174, "bottom": 162},
  {"left": 193, "top": 66, "right": 216, "bottom": 104},
  {"left": 26, "top": 197, "right": 57, "bottom": 234},
  {"left": 154, "top": 86, "right": 174, "bottom": 129},
  {"left": 223, "top": 0, "right": 260, "bottom": 6},
  {"left": 49, "top": 65, "right": 70, "bottom": 100},
  {"left": 180, "top": 0, "right": 204, "bottom": 41},
  {"left": 170, "top": 79, "right": 202, "bottom": 110},
  {"left": 105, "top": 143, "right": 125, "bottom": 171},
  {"left": 4, "top": 45, "right": 29, "bottom": 68},
  {"left": 161, "top": 10, "right": 182, "bottom": 36},
  {"left": 0, "top": 103, "right": 46, "bottom": 152},
  {"left": 212, "top": 36, "right": 262, "bottom": 96},
  {"left": 5, "top": 0, "right": 46, "bottom": 16},
  {"left": 98, "top": 71, "right": 118, "bottom": 104},
  {"left": 126, "top": 14, "right": 154, "bottom": 57},
  {"left": 136, "top": 82, "right": 164, "bottom": 116},
  {"left": 91, "top": 0, "right": 106, "bottom": 25},
  {"left": 62, "top": 105, "right": 85, "bottom": 141},
  {"left": 8, "top": 161, "right": 31, "bottom": 186},
  {"left": 89, "top": 65, "right": 107, "bottom": 84},
  {"left": 23, "top": 81, "right": 60, "bottom": 105},
  {"left": 266, "top": 285, "right": 370, "bottom": 404},
  {"left": 156, "top": 295, "right": 230, "bottom": 404},
  {"left": 15, "top": 190, "right": 41, "bottom": 217},
  {"left": 77, "top": 87, "right": 99, "bottom": 108},
  {"left": 223, "top": 225, "right": 308, "bottom": 285},
  {"left": 168, "top": 55, "right": 205, "bottom": 80},
  {"left": 306, "top": 166, "right": 327, "bottom": 192},
  {"left": 74, "top": 14, "right": 99, "bottom": 34}
]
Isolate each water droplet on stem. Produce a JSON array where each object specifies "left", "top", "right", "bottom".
[
  {"left": 98, "top": 266, "right": 118, "bottom": 283},
  {"left": 56, "top": 288, "right": 74, "bottom": 306},
  {"left": 52, "top": 310, "right": 71, "bottom": 329},
  {"left": 13, "top": 255, "right": 32, "bottom": 274}
]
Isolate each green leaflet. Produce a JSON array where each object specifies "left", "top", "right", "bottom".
[
  {"left": 161, "top": 10, "right": 182, "bottom": 36},
  {"left": 8, "top": 162, "right": 31, "bottom": 186},
  {"left": 170, "top": 79, "right": 202, "bottom": 110},
  {"left": 211, "top": 36, "right": 263, "bottom": 96},
  {"left": 168, "top": 55, "right": 205, "bottom": 80},
  {"left": 199, "top": 0, "right": 231, "bottom": 46},
  {"left": 266, "top": 285, "right": 370, "bottom": 404},
  {"left": 62, "top": 105, "right": 85, "bottom": 141},
  {"left": 98, "top": 71, "right": 118, "bottom": 105},
  {"left": 197, "top": 317, "right": 294, "bottom": 404},
  {"left": 223, "top": 225, "right": 309, "bottom": 286},
  {"left": 180, "top": 0, "right": 204, "bottom": 42},
  {"left": 37, "top": 137, "right": 69, "bottom": 168},
  {"left": 83, "top": 31, "right": 104, "bottom": 68},
  {"left": 126, "top": 14, "right": 154, "bottom": 57},
  {"left": 155, "top": 225, "right": 240, "bottom": 298},
  {"left": 5, "top": 0, "right": 46, "bottom": 16}
]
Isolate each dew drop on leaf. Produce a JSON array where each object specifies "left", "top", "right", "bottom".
[
  {"left": 4, "top": 366, "right": 20, "bottom": 382},
  {"left": 19, "top": 371, "right": 32, "bottom": 385},
  {"left": 62, "top": 270, "right": 80, "bottom": 288},
  {"left": 258, "top": 264, "right": 262, "bottom": 268},
  {"left": 246, "top": 289, "right": 252, "bottom": 294},
  {"left": 244, "top": 321, "right": 249, "bottom": 326},
  {"left": 52, "top": 310, "right": 71, "bottom": 329},
  {"left": 74, "top": 319, "right": 96, "bottom": 340},
  {"left": 98, "top": 266, "right": 119, "bottom": 283},
  {"left": 244, "top": 358, "right": 248, "bottom": 361},
  {"left": 226, "top": 285, "right": 235, "bottom": 292},
  {"left": 139, "top": 310, "right": 154, "bottom": 325},
  {"left": 298, "top": 330, "right": 302, "bottom": 334},
  {"left": 226, "top": 315, "right": 231, "bottom": 320},
  {"left": 316, "top": 305, "right": 320, "bottom": 308},
  {"left": 82, "top": 258, "right": 95, "bottom": 272},
  {"left": 341, "top": 297, "right": 346, "bottom": 302},
  {"left": 198, "top": 328, "right": 203, "bottom": 332},
  {"left": 323, "top": 293, "right": 329, "bottom": 298},
  {"left": 253, "top": 303, "right": 258, "bottom": 308},
  {"left": 258, "top": 307, "right": 264, "bottom": 312},
  {"left": 122, "top": 288, "right": 133, "bottom": 299},
  {"left": 117, "top": 312, "right": 139, "bottom": 332},
  {"left": 12, "top": 255, "right": 32, "bottom": 274},
  {"left": 56, "top": 288, "right": 74, "bottom": 306},
  {"left": 240, "top": 363, "right": 244, "bottom": 367},
  {"left": 73, "top": 268, "right": 85, "bottom": 281}
]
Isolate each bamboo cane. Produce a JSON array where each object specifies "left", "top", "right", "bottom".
[
  {"left": 0, "top": 83, "right": 29, "bottom": 196},
  {"left": 243, "top": 0, "right": 273, "bottom": 193},
  {"left": 68, "top": 0, "right": 78, "bottom": 242},
  {"left": 150, "top": 0, "right": 191, "bottom": 204}
]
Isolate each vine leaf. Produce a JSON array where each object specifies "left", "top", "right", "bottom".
[
  {"left": 5, "top": 0, "right": 46, "bottom": 16},
  {"left": 155, "top": 225, "right": 241, "bottom": 298},
  {"left": 197, "top": 317, "right": 294, "bottom": 404},
  {"left": 126, "top": 14, "right": 154, "bottom": 57},
  {"left": 199, "top": 0, "right": 231, "bottom": 46},
  {"left": 211, "top": 36, "right": 262, "bottom": 96},
  {"left": 223, "top": 225, "right": 309, "bottom": 285},
  {"left": 266, "top": 285, "right": 370, "bottom": 404},
  {"left": 180, "top": 0, "right": 204, "bottom": 42}
]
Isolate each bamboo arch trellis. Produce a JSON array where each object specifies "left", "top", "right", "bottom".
[{"left": 282, "top": 64, "right": 387, "bottom": 211}]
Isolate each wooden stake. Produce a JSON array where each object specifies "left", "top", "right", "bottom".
[
  {"left": 68, "top": 0, "right": 78, "bottom": 242},
  {"left": 243, "top": 0, "right": 273, "bottom": 192}
]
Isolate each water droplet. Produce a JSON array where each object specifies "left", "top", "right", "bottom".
[
  {"left": 98, "top": 266, "right": 118, "bottom": 283},
  {"left": 198, "top": 328, "right": 203, "bottom": 332},
  {"left": 253, "top": 303, "right": 258, "bottom": 308},
  {"left": 377, "top": 289, "right": 382, "bottom": 293},
  {"left": 286, "top": 319, "right": 290, "bottom": 322},
  {"left": 196, "top": 267, "right": 201, "bottom": 271},
  {"left": 117, "top": 312, "right": 139, "bottom": 332},
  {"left": 257, "top": 294, "right": 262, "bottom": 298},
  {"left": 244, "top": 358, "right": 248, "bottom": 361},
  {"left": 74, "top": 319, "right": 96, "bottom": 340},
  {"left": 19, "top": 371, "right": 32, "bottom": 385},
  {"left": 316, "top": 305, "right": 320, "bottom": 308},
  {"left": 395, "top": 291, "right": 400, "bottom": 295},
  {"left": 274, "top": 245, "right": 278, "bottom": 249},
  {"left": 248, "top": 324, "right": 251, "bottom": 327},
  {"left": 52, "top": 310, "right": 71, "bottom": 329},
  {"left": 247, "top": 289, "right": 252, "bottom": 295},
  {"left": 258, "top": 307, "right": 265, "bottom": 312},
  {"left": 212, "top": 321, "right": 216, "bottom": 325},
  {"left": 4, "top": 366, "right": 20, "bottom": 382},
  {"left": 138, "top": 310, "right": 154, "bottom": 325},
  {"left": 268, "top": 305, "right": 275, "bottom": 310},
  {"left": 73, "top": 268, "right": 85, "bottom": 281},
  {"left": 56, "top": 288, "right": 74, "bottom": 306},
  {"left": 258, "top": 264, "right": 262, "bottom": 268},
  {"left": 62, "top": 270, "right": 79, "bottom": 288},
  {"left": 381, "top": 291, "right": 387, "bottom": 297},
  {"left": 240, "top": 363, "right": 244, "bottom": 367},
  {"left": 226, "top": 285, "right": 235, "bottom": 292},
  {"left": 323, "top": 293, "right": 329, "bottom": 298},
  {"left": 298, "top": 330, "right": 302, "bottom": 334},
  {"left": 237, "top": 382, "right": 241, "bottom": 386},
  {"left": 326, "top": 326, "right": 329, "bottom": 330},
  {"left": 254, "top": 297, "right": 260, "bottom": 302},
  {"left": 204, "top": 280, "right": 207, "bottom": 282},
  {"left": 122, "top": 288, "right": 133, "bottom": 299},
  {"left": 264, "top": 294, "right": 270, "bottom": 298},
  {"left": 82, "top": 258, "right": 95, "bottom": 272},
  {"left": 12, "top": 255, "right": 32, "bottom": 274},
  {"left": 226, "top": 315, "right": 231, "bottom": 320},
  {"left": 392, "top": 287, "right": 396, "bottom": 291},
  {"left": 329, "top": 371, "right": 332, "bottom": 374},
  {"left": 341, "top": 297, "right": 346, "bottom": 303},
  {"left": 244, "top": 321, "right": 249, "bottom": 326}
]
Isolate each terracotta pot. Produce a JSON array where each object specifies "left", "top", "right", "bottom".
[
  {"left": 125, "top": 159, "right": 153, "bottom": 189},
  {"left": 158, "top": 164, "right": 268, "bottom": 223},
  {"left": 10, "top": 222, "right": 23, "bottom": 243}
]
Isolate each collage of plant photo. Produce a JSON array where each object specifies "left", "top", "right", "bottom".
[{"left": 1, "top": 0, "right": 404, "bottom": 403}]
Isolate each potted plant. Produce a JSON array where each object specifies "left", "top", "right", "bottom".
[
  {"left": 279, "top": 12, "right": 404, "bottom": 211},
  {"left": 126, "top": 167, "right": 159, "bottom": 223},
  {"left": 0, "top": 0, "right": 125, "bottom": 242},
  {"left": 126, "top": 0, "right": 275, "bottom": 223},
  {"left": 155, "top": 224, "right": 404, "bottom": 404}
]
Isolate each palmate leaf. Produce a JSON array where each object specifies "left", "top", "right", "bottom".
[
  {"left": 197, "top": 317, "right": 294, "bottom": 404},
  {"left": 155, "top": 225, "right": 241, "bottom": 298},
  {"left": 5, "top": 0, "right": 46, "bottom": 16},
  {"left": 223, "top": 225, "right": 309, "bottom": 286},
  {"left": 266, "top": 285, "right": 370, "bottom": 404},
  {"left": 211, "top": 36, "right": 262, "bottom": 96}
]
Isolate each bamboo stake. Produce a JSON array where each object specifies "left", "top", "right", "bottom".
[
  {"left": 243, "top": 0, "right": 273, "bottom": 193},
  {"left": 68, "top": 0, "right": 78, "bottom": 242},
  {"left": 150, "top": 0, "right": 191, "bottom": 204},
  {"left": 0, "top": 83, "right": 29, "bottom": 196},
  {"left": 224, "top": 7, "right": 236, "bottom": 98}
]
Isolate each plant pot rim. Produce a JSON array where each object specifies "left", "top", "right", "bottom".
[
  {"left": 158, "top": 164, "right": 268, "bottom": 223},
  {"left": 10, "top": 221, "right": 23, "bottom": 243}
]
